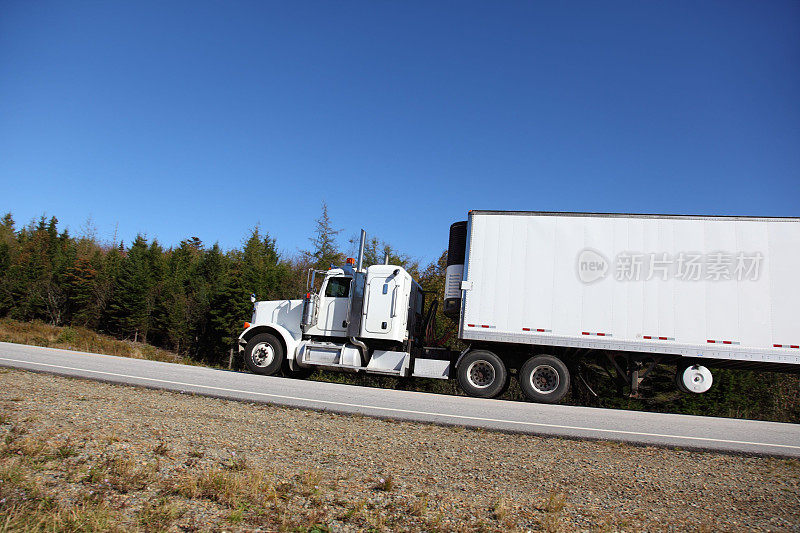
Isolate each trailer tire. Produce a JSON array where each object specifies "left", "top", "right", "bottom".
[
  {"left": 519, "top": 355, "right": 570, "bottom": 404},
  {"left": 243, "top": 333, "right": 284, "bottom": 376},
  {"left": 457, "top": 350, "right": 508, "bottom": 399}
]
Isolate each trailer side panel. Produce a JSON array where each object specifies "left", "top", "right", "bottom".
[{"left": 459, "top": 212, "right": 800, "bottom": 365}]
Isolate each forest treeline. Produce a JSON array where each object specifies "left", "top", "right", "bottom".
[{"left": 0, "top": 205, "right": 449, "bottom": 365}]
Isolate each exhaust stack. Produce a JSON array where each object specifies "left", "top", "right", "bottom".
[
  {"left": 356, "top": 229, "right": 366, "bottom": 272},
  {"left": 347, "top": 229, "right": 368, "bottom": 338}
]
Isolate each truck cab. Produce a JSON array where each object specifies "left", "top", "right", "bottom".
[{"left": 237, "top": 236, "right": 448, "bottom": 381}]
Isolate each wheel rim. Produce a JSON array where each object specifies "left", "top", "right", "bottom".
[
  {"left": 530, "top": 364, "right": 560, "bottom": 394},
  {"left": 682, "top": 365, "right": 712, "bottom": 393},
  {"left": 251, "top": 342, "right": 275, "bottom": 367},
  {"left": 466, "top": 360, "right": 496, "bottom": 389}
]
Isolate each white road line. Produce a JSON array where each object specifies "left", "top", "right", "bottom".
[{"left": 2, "top": 356, "right": 799, "bottom": 452}]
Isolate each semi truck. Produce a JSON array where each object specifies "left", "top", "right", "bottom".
[{"left": 238, "top": 211, "right": 800, "bottom": 403}]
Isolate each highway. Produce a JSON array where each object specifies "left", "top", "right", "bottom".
[{"left": 1, "top": 341, "right": 798, "bottom": 457}]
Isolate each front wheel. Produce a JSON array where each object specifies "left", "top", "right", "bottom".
[
  {"left": 456, "top": 350, "right": 508, "bottom": 399},
  {"left": 243, "top": 333, "right": 284, "bottom": 376},
  {"left": 519, "top": 354, "right": 570, "bottom": 404}
]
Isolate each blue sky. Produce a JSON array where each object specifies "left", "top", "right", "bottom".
[{"left": 1, "top": 1, "right": 798, "bottom": 264}]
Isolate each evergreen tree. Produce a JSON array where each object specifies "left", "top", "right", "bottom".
[
  {"left": 107, "top": 236, "right": 156, "bottom": 342},
  {"left": 205, "top": 265, "right": 251, "bottom": 365},
  {"left": 306, "top": 202, "right": 342, "bottom": 270},
  {"left": 63, "top": 257, "right": 97, "bottom": 326},
  {"left": 0, "top": 214, "right": 15, "bottom": 314},
  {"left": 242, "top": 228, "right": 290, "bottom": 301}
]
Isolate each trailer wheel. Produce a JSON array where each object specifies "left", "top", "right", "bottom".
[
  {"left": 457, "top": 350, "right": 508, "bottom": 399},
  {"left": 519, "top": 355, "right": 570, "bottom": 404},
  {"left": 243, "top": 333, "right": 284, "bottom": 376}
]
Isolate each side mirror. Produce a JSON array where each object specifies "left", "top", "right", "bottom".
[{"left": 250, "top": 294, "right": 256, "bottom": 304}]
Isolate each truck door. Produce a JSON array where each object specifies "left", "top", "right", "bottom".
[
  {"left": 364, "top": 275, "right": 399, "bottom": 334},
  {"left": 318, "top": 276, "right": 351, "bottom": 336}
]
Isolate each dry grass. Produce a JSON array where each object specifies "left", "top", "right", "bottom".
[
  {"left": 83, "top": 456, "right": 153, "bottom": 493},
  {"left": 541, "top": 491, "right": 568, "bottom": 532},
  {"left": 0, "top": 415, "right": 520, "bottom": 532},
  {"left": 0, "top": 318, "right": 193, "bottom": 365},
  {"left": 375, "top": 473, "right": 394, "bottom": 492},
  {"left": 167, "top": 468, "right": 276, "bottom": 508},
  {"left": 1, "top": 457, "right": 121, "bottom": 532},
  {"left": 153, "top": 441, "right": 169, "bottom": 456},
  {"left": 137, "top": 497, "right": 183, "bottom": 531},
  {"left": 492, "top": 496, "right": 512, "bottom": 522},
  {"left": 3, "top": 368, "right": 799, "bottom": 532},
  {"left": 408, "top": 492, "right": 429, "bottom": 516}
]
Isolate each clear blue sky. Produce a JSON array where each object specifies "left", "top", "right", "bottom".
[{"left": 1, "top": 1, "right": 798, "bottom": 264}]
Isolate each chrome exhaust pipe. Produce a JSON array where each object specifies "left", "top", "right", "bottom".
[{"left": 356, "top": 229, "right": 366, "bottom": 272}]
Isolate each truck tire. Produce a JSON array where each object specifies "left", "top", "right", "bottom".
[
  {"left": 243, "top": 333, "right": 284, "bottom": 376},
  {"left": 519, "top": 355, "right": 570, "bottom": 404},
  {"left": 457, "top": 350, "right": 508, "bottom": 399}
]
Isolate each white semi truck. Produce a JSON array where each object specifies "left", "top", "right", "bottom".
[{"left": 238, "top": 211, "right": 800, "bottom": 403}]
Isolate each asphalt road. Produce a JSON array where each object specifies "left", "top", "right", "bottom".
[{"left": 1, "top": 342, "right": 799, "bottom": 457}]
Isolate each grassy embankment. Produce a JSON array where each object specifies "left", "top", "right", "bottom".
[{"left": 0, "top": 318, "right": 195, "bottom": 366}]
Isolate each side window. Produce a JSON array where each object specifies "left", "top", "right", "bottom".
[{"left": 324, "top": 277, "right": 351, "bottom": 298}]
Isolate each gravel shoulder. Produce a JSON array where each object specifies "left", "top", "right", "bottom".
[{"left": 1, "top": 368, "right": 798, "bottom": 532}]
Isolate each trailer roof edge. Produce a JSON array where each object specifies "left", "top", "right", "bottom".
[{"left": 468, "top": 210, "right": 800, "bottom": 223}]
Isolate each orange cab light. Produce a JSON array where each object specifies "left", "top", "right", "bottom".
[
  {"left": 346, "top": 257, "right": 355, "bottom": 265},
  {"left": 243, "top": 322, "right": 251, "bottom": 329}
]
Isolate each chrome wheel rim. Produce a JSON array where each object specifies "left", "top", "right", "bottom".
[
  {"left": 251, "top": 342, "right": 275, "bottom": 367},
  {"left": 682, "top": 365, "right": 713, "bottom": 393},
  {"left": 466, "top": 360, "right": 495, "bottom": 389},
  {"left": 530, "top": 364, "right": 559, "bottom": 394}
]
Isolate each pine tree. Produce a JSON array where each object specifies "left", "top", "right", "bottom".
[
  {"left": 205, "top": 265, "right": 251, "bottom": 365},
  {"left": 107, "top": 236, "right": 156, "bottom": 342},
  {"left": 306, "top": 202, "right": 342, "bottom": 270},
  {"left": 63, "top": 257, "right": 97, "bottom": 326},
  {"left": 242, "top": 227, "right": 290, "bottom": 301},
  {"left": 0, "top": 214, "right": 15, "bottom": 315}
]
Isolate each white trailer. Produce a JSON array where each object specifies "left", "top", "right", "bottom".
[
  {"left": 238, "top": 212, "right": 800, "bottom": 404},
  {"left": 443, "top": 211, "right": 800, "bottom": 401}
]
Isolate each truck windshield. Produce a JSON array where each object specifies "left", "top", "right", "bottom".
[{"left": 324, "top": 277, "right": 351, "bottom": 298}]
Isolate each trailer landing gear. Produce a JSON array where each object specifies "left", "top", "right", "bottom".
[{"left": 604, "top": 353, "right": 658, "bottom": 398}]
